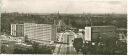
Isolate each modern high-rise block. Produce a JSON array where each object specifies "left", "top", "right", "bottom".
[
  {"left": 11, "top": 23, "right": 57, "bottom": 44},
  {"left": 11, "top": 24, "right": 24, "bottom": 37}
]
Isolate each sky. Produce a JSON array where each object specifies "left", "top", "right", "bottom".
[{"left": 1, "top": 0, "right": 127, "bottom": 14}]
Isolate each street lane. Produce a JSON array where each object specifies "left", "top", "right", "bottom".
[
  {"left": 54, "top": 31, "right": 78, "bottom": 54},
  {"left": 59, "top": 44, "right": 67, "bottom": 54}
]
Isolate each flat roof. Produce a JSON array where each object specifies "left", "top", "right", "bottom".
[
  {"left": 11, "top": 24, "right": 24, "bottom": 25},
  {"left": 24, "top": 23, "right": 53, "bottom": 25},
  {"left": 85, "top": 26, "right": 115, "bottom": 27},
  {"left": 117, "top": 28, "right": 127, "bottom": 31},
  {"left": 11, "top": 23, "right": 53, "bottom": 26}
]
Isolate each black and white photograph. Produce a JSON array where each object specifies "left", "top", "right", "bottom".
[{"left": 0, "top": 0, "right": 127, "bottom": 55}]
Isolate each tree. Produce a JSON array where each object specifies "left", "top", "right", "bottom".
[
  {"left": 73, "top": 38, "right": 83, "bottom": 53},
  {"left": 13, "top": 44, "right": 34, "bottom": 54},
  {"left": 1, "top": 45, "right": 6, "bottom": 53},
  {"left": 31, "top": 42, "right": 53, "bottom": 54},
  {"left": 81, "top": 42, "right": 93, "bottom": 54},
  {"left": 32, "top": 41, "right": 40, "bottom": 53}
]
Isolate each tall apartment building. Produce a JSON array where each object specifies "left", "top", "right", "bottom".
[
  {"left": 11, "top": 24, "right": 24, "bottom": 37},
  {"left": 84, "top": 26, "right": 116, "bottom": 41},
  {"left": 11, "top": 23, "right": 57, "bottom": 44}
]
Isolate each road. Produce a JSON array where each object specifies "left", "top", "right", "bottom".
[
  {"left": 54, "top": 43, "right": 77, "bottom": 54},
  {"left": 54, "top": 31, "right": 77, "bottom": 54},
  {"left": 59, "top": 44, "right": 77, "bottom": 54}
]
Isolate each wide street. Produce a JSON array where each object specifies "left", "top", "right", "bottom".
[
  {"left": 54, "top": 31, "right": 78, "bottom": 54},
  {"left": 58, "top": 44, "right": 76, "bottom": 54}
]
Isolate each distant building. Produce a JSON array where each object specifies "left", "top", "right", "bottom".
[
  {"left": 11, "top": 23, "right": 57, "bottom": 44},
  {"left": 84, "top": 26, "right": 116, "bottom": 41}
]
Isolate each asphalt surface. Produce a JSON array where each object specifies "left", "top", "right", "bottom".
[
  {"left": 54, "top": 31, "right": 77, "bottom": 54},
  {"left": 59, "top": 44, "right": 77, "bottom": 54}
]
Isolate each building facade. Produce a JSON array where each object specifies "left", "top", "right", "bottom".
[
  {"left": 84, "top": 26, "right": 116, "bottom": 41},
  {"left": 11, "top": 23, "right": 57, "bottom": 44},
  {"left": 11, "top": 24, "right": 24, "bottom": 37}
]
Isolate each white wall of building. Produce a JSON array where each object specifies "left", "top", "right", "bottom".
[
  {"left": 11, "top": 23, "right": 56, "bottom": 44},
  {"left": 11, "top": 24, "right": 16, "bottom": 36},
  {"left": 11, "top": 24, "right": 24, "bottom": 37},
  {"left": 85, "top": 27, "right": 91, "bottom": 41},
  {"left": 24, "top": 23, "right": 53, "bottom": 42}
]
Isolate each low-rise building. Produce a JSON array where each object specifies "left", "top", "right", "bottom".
[{"left": 84, "top": 26, "right": 116, "bottom": 41}]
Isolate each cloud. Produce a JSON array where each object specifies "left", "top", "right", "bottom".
[{"left": 2, "top": 0, "right": 127, "bottom": 14}]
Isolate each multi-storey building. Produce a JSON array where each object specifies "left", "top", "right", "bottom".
[
  {"left": 11, "top": 23, "right": 57, "bottom": 44},
  {"left": 84, "top": 26, "right": 116, "bottom": 41},
  {"left": 11, "top": 24, "right": 24, "bottom": 37}
]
